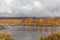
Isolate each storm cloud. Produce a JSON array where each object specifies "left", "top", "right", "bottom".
[{"left": 0, "top": 0, "right": 60, "bottom": 17}]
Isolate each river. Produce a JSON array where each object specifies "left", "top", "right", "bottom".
[{"left": 0, "top": 26, "right": 60, "bottom": 40}]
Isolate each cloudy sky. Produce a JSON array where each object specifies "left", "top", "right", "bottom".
[{"left": 0, "top": 0, "right": 60, "bottom": 17}]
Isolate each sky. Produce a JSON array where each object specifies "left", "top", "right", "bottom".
[{"left": 0, "top": 0, "right": 60, "bottom": 17}]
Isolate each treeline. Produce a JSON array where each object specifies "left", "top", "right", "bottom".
[{"left": 0, "top": 18, "right": 60, "bottom": 26}]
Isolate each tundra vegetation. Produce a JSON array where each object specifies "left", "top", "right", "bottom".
[{"left": 40, "top": 32, "right": 60, "bottom": 40}]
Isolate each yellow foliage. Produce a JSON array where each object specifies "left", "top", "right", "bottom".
[
  {"left": 39, "top": 32, "right": 60, "bottom": 40},
  {"left": 0, "top": 18, "right": 59, "bottom": 26},
  {"left": 0, "top": 32, "right": 13, "bottom": 40},
  {"left": 28, "top": 18, "right": 33, "bottom": 23},
  {"left": 39, "top": 18, "right": 45, "bottom": 23}
]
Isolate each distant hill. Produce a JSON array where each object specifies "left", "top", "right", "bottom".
[{"left": 0, "top": 17, "right": 59, "bottom": 19}]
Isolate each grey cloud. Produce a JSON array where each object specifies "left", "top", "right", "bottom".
[
  {"left": 44, "top": 0, "right": 60, "bottom": 17},
  {"left": 0, "top": 0, "right": 60, "bottom": 17}
]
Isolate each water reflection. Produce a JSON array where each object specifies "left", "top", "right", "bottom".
[{"left": 0, "top": 26, "right": 60, "bottom": 40}]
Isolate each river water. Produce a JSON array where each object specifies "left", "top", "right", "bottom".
[
  {"left": 0, "top": 26, "right": 41, "bottom": 40},
  {"left": 0, "top": 26, "right": 60, "bottom": 40}
]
